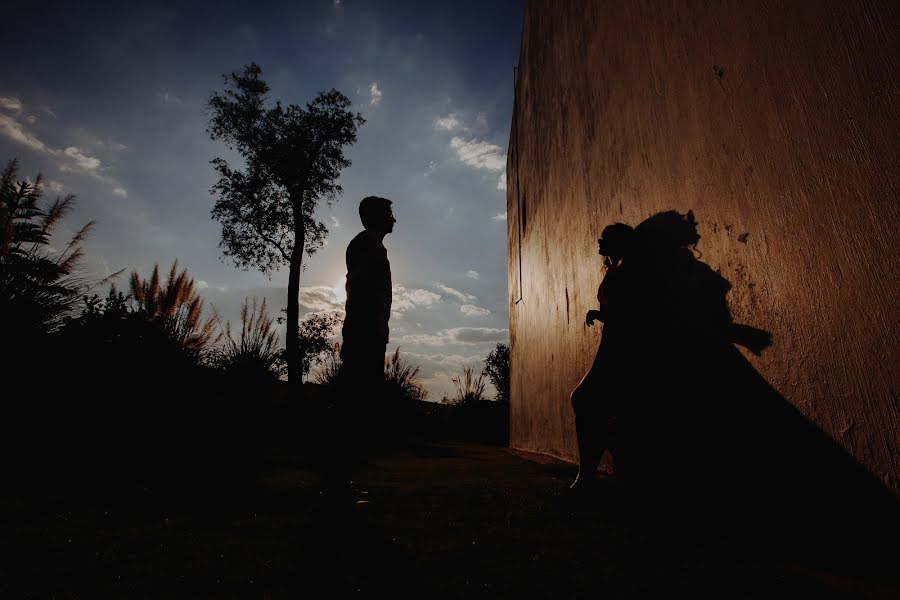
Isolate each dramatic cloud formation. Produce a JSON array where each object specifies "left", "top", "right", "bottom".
[
  {"left": 0, "top": 97, "right": 130, "bottom": 198},
  {"left": 0, "top": 0, "right": 524, "bottom": 400},
  {"left": 299, "top": 286, "right": 345, "bottom": 313},
  {"left": 449, "top": 136, "right": 505, "bottom": 171},
  {"left": 392, "top": 285, "right": 442, "bottom": 313}
]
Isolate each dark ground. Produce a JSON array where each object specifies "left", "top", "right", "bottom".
[{"left": 3, "top": 442, "right": 898, "bottom": 599}]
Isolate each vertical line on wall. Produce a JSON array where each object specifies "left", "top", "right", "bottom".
[{"left": 514, "top": 65, "right": 524, "bottom": 305}]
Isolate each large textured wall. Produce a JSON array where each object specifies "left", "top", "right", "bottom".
[{"left": 506, "top": 0, "right": 899, "bottom": 492}]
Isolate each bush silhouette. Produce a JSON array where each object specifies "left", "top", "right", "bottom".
[{"left": 212, "top": 296, "right": 285, "bottom": 382}]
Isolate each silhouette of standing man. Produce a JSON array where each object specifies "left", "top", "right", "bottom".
[
  {"left": 341, "top": 196, "right": 395, "bottom": 381},
  {"left": 326, "top": 195, "right": 395, "bottom": 502}
]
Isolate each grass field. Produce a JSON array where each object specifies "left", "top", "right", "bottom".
[{"left": 3, "top": 442, "right": 897, "bottom": 599}]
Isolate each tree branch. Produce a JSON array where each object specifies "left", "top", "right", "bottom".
[{"left": 252, "top": 220, "right": 291, "bottom": 262}]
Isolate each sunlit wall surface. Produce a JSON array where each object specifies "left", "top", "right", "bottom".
[{"left": 506, "top": 0, "right": 898, "bottom": 492}]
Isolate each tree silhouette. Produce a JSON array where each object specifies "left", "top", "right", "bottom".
[
  {"left": 206, "top": 63, "right": 364, "bottom": 396},
  {"left": 484, "top": 343, "right": 510, "bottom": 403},
  {"left": 296, "top": 311, "right": 341, "bottom": 380}
]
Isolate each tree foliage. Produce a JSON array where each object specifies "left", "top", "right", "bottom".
[
  {"left": 297, "top": 312, "right": 342, "bottom": 380},
  {"left": 484, "top": 343, "right": 511, "bottom": 403},
  {"left": 206, "top": 63, "right": 364, "bottom": 390}
]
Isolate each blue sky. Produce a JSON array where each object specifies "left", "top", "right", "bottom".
[{"left": 1, "top": 0, "right": 524, "bottom": 398}]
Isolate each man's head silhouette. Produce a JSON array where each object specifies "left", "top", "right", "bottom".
[{"left": 359, "top": 195, "right": 395, "bottom": 235}]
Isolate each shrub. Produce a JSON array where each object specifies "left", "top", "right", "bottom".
[
  {"left": 213, "top": 296, "right": 285, "bottom": 381},
  {"left": 447, "top": 366, "right": 488, "bottom": 406},
  {"left": 384, "top": 346, "right": 428, "bottom": 404},
  {"left": 0, "top": 159, "right": 110, "bottom": 341},
  {"left": 128, "top": 260, "right": 220, "bottom": 360},
  {"left": 313, "top": 342, "right": 342, "bottom": 385}
]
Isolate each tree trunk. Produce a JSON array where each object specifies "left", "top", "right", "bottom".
[{"left": 286, "top": 225, "right": 305, "bottom": 401}]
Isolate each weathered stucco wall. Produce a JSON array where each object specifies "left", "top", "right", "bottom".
[{"left": 506, "top": 0, "right": 899, "bottom": 492}]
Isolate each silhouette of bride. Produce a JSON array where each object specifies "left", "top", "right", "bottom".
[
  {"left": 569, "top": 210, "right": 772, "bottom": 490},
  {"left": 569, "top": 222, "right": 649, "bottom": 490}
]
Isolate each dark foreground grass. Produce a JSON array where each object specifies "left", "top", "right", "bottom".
[{"left": 2, "top": 443, "right": 897, "bottom": 599}]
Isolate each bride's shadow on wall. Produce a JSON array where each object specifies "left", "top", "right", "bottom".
[{"left": 599, "top": 210, "right": 897, "bottom": 578}]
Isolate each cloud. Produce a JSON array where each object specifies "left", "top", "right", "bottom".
[
  {"left": 62, "top": 146, "right": 102, "bottom": 172},
  {"left": 0, "top": 110, "right": 126, "bottom": 194},
  {"left": 401, "top": 350, "right": 487, "bottom": 394},
  {"left": 398, "top": 326, "right": 508, "bottom": 347},
  {"left": 465, "top": 270, "right": 479, "bottom": 280},
  {"left": 45, "top": 180, "right": 65, "bottom": 193},
  {"left": 330, "top": 215, "right": 340, "bottom": 228},
  {"left": 157, "top": 91, "right": 183, "bottom": 105},
  {"left": 497, "top": 173, "right": 507, "bottom": 191},
  {"left": 434, "top": 113, "right": 461, "bottom": 131},
  {"left": 102, "top": 139, "right": 128, "bottom": 152},
  {"left": 492, "top": 211, "right": 507, "bottom": 222},
  {"left": 369, "top": 82, "right": 382, "bottom": 106},
  {"left": 396, "top": 333, "right": 450, "bottom": 346},
  {"left": 460, "top": 304, "right": 490, "bottom": 317},
  {"left": 433, "top": 282, "right": 476, "bottom": 303},
  {"left": 450, "top": 327, "right": 508, "bottom": 343},
  {"left": 392, "top": 285, "right": 441, "bottom": 313},
  {"left": 449, "top": 136, "right": 505, "bottom": 171},
  {"left": 196, "top": 280, "right": 209, "bottom": 290},
  {"left": 299, "top": 285, "right": 345, "bottom": 313},
  {"left": 0, "top": 114, "right": 50, "bottom": 152},
  {"left": 39, "top": 106, "right": 56, "bottom": 118},
  {"left": 0, "top": 96, "right": 23, "bottom": 112},
  {"left": 405, "top": 351, "right": 484, "bottom": 369}
]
